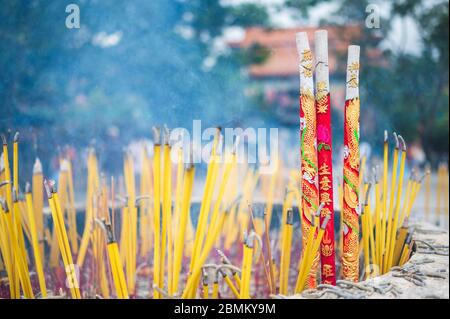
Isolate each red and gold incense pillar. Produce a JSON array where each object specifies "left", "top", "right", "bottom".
[
  {"left": 342, "top": 45, "right": 361, "bottom": 282},
  {"left": 314, "top": 30, "right": 336, "bottom": 285},
  {"left": 296, "top": 32, "right": 320, "bottom": 288}
]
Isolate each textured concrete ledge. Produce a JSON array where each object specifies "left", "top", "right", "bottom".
[{"left": 288, "top": 221, "right": 449, "bottom": 299}]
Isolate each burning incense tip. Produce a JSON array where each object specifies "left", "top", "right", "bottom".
[
  {"left": 25, "top": 182, "right": 31, "bottom": 193},
  {"left": 0, "top": 197, "right": 8, "bottom": 211},
  {"left": 398, "top": 135, "right": 407, "bottom": 152},
  {"left": 44, "top": 179, "right": 56, "bottom": 198},
  {"left": 1, "top": 134, "right": 6, "bottom": 145},
  {"left": 163, "top": 125, "right": 170, "bottom": 145},
  {"left": 393, "top": 132, "right": 399, "bottom": 149},
  {"left": 152, "top": 126, "right": 161, "bottom": 145},
  {"left": 384, "top": 130, "right": 388, "bottom": 142},
  {"left": 0, "top": 181, "right": 10, "bottom": 188},
  {"left": 13, "top": 132, "right": 19, "bottom": 143},
  {"left": 364, "top": 184, "right": 372, "bottom": 206},
  {"left": 60, "top": 159, "right": 70, "bottom": 172},
  {"left": 320, "top": 215, "right": 331, "bottom": 229},
  {"left": 33, "top": 158, "right": 42, "bottom": 174},
  {"left": 12, "top": 187, "right": 18, "bottom": 202},
  {"left": 316, "top": 202, "right": 326, "bottom": 216},
  {"left": 372, "top": 166, "right": 379, "bottom": 182},
  {"left": 286, "top": 209, "right": 293, "bottom": 225}
]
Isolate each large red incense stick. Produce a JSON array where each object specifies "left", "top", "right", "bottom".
[
  {"left": 342, "top": 45, "right": 361, "bottom": 282},
  {"left": 296, "top": 32, "right": 320, "bottom": 288},
  {"left": 314, "top": 30, "right": 336, "bottom": 285}
]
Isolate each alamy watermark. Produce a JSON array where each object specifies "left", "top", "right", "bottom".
[
  {"left": 154, "top": 120, "right": 279, "bottom": 174},
  {"left": 65, "top": 4, "right": 80, "bottom": 29},
  {"left": 365, "top": 4, "right": 381, "bottom": 29}
]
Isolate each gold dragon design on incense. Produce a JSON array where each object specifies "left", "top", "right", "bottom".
[
  {"left": 342, "top": 96, "right": 360, "bottom": 282},
  {"left": 299, "top": 48, "right": 320, "bottom": 287}
]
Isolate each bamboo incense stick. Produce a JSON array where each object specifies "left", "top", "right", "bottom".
[
  {"left": 0, "top": 190, "right": 15, "bottom": 298},
  {"left": 424, "top": 163, "right": 431, "bottom": 221},
  {"left": 25, "top": 183, "right": 47, "bottom": 297},
  {"left": 45, "top": 180, "right": 81, "bottom": 299},
  {"left": 263, "top": 209, "right": 276, "bottom": 294},
  {"left": 160, "top": 129, "right": 172, "bottom": 293},
  {"left": 373, "top": 167, "right": 382, "bottom": 268},
  {"left": 444, "top": 164, "right": 449, "bottom": 226},
  {"left": 295, "top": 203, "right": 323, "bottom": 293},
  {"left": 248, "top": 204, "right": 271, "bottom": 294},
  {"left": 436, "top": 163, "right": 442, "bottom": 224},
  {"left": 172, "top": 158, "right": 195, "bottom": 295},
  {"left": 220, "top": 269, "right": 239, "bottom": 298},
  {"left": 387, "top": 136, "right": 407, "bottom": 269},
  {"left": 104, "top": 222, "right": 129, "bottom": 299},
  {"left": 383, "top": 133, "right": 399, "bottom": 272},
  {"left": 152, "top": 127, "right": 162, "bottom": 299},
  {"left": 77, "top": 149, "right": 99, "bottom": 267},
  {"left": 297, "top": 214, "right": 331, "bottom": 292},
  {"left": 279, "top": 209, "right": 293, "bottom": 295},
  {"left": 380, "top": 130, "right": 388, "bottom": 269},
  {"left": 0, "top": 197, "right": 34, "bottom": 298}
]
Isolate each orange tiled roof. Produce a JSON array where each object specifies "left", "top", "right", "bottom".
[{"left": 229, "top": 26, "right": 370, "bottom": 78}]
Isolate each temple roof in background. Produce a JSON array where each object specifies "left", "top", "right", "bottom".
[{"left": 229, "top": 26, "right": 383, "bottom": 78}]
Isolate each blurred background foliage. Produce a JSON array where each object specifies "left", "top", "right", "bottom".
[{"left": 0, "top": 0, "right": 448, "bottom": 181}]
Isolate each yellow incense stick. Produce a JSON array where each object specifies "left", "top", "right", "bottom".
[
  {"left": 380, "top": 131, "right": 389, "bottom": 269},
  {"left": 190, "top": 129, "right": 221, "bottom": 271},
  {"left": 399, "top": 176, "right": 412, "bottom": 230},
  {"left": 173, "top": 146, "right": 184, "bottom": 239},
  {"left": 25, "top": 184, "right": 47, "bottom": 297},
  {"left": 66, "top": 160, "right": 78, "bottom": 254},
  {"left": 212, "top": 279, "right": 219, "bottom": 299},
  {"left": 361, "top": 206, "right": 370, "bottom": 278},
  {"left": 392, "top": 226, "right": 408, "bottom": 266},
  {"left": 366, "top": 196, "right": 376, "bottom": 275},
  {"left": 45, "top": 180, "right": 81, "bottom": 299},
  {"left": 2, "top": 136, "right": 21, "bottom": 298},
  {"left": 104, "top": 222, "right": 129, "bottom": 299},
  {"left": 221, "top": 270, "right": 239, "bottom": 298},
  {"left": 424, "top": 164, "right": 431, "bottom": 221},
  {"left": 0, "top": 192, "right": 15, "bottom": 298},
  {"left": 172, "top": 162, "right": 195, "bottom": 294},
  {"left": 373, "top": 169, "right": 382, "bottom": 268},
  {"left": 77, "top": 149, "right": 99, "bottom": 267},
  {"left": 444, "top": 164, "right": 449, "bottom": 225},
  {"left": 383, "top": 133, "right": 399, "bottom": 272},
  {"left": 13, "top": 133, "right": 18, "bottom": 196},
  {"left": 279, "top": 209, "right": 293, "bottom": 295},
  {"left": 31, "top": 160, "right": 45, "bottom": 264},
  {"left": 182, "top": 210, "right": 227, "bottom": 298},
  {"left": 436, "top": 164, "right": 442, "bottom": 224},
  {"left": 294, "top": 204, "right": 323, "bottom": 294},
  {"left": 297, "top": 215, "right": 330, "bottom": 293},
  {"left": 152, "top": 127, "right": 162, "bottom": 298},
  {"left": 387, "top": 136, "right": 407, "bottom": 269},
  {"left": 161, "top": 137, "right": 173, "bottom": 294},
  {"left": 202, "top": 270, "right": 209, "bottom": 299},
  {"left": 0, "top": 198, "right": 34, "bottom": 298}
]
